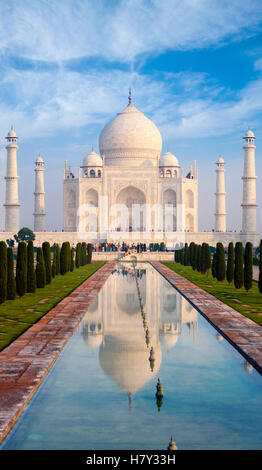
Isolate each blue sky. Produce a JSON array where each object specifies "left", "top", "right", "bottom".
[{"left": 1, "top": 0, "right": 262, "bottom": 233}]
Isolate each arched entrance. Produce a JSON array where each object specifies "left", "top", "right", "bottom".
[
  {"left": 116, "top": 186, "right": 146, "bottom": 231},
  {"left": 163, "top": 189, "right": 177, "bottom": 232}
]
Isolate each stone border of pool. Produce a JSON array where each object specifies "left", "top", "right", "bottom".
[
  {"left": 0, "top": 261, "right": 116, "bottom": 445},
  {"left": 151, "top": 262, "right": 262, "bottom": 375}
]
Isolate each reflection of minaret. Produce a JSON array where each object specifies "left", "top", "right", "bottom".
[
  {"left": 159, "top": 278, "right": 182, "bottom": 351},
  {"left": 34, "top": 155, "right": 46, "bottom": 232},
  {"left": 4, "top": 128, "right": 20, "bottom": 232},
  {"left": 243, "top": 359, "right": 253, "bottom": 374},
  {"left": 128, "top": 392, "right": 132, "bottom": 410},
  {"left": 214, "top": 156, "right": 226, "bottom": 232}
]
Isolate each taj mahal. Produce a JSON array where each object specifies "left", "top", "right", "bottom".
[{"left": 1, "top": 89, "right": 259, "bottom": 247}]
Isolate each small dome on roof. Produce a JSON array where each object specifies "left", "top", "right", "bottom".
[
  {"left": 83, "top": 150, "right": 102, "bottom": 167},
  {"left": 244, "top": 129, "right": 255, "bottom": 138},
  {"left": 36, "top": 155, "right": 44, "bottom": 163},
  {"left": 216, "top": 156, "right": 224, "bottom": 164},
  {"left": 159, "top": 151, "right": 178, "bottom": 167},
  {"left": 7, "top": 128, "right": 17, "bottom": 138}
]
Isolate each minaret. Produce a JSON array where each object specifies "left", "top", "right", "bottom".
[
  {"left": 214, "top": 156, "right": 226, "bottom": 232},
  {"left": 4, "top": 128, "right": 20, "bottom": 232},
  {"left": 241, "top": 129, "right": 257, "bottom": 234},
  {"left": 33, "top": 155, "right": 45, "bottom": 232}
]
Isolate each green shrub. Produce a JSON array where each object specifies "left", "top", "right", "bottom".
[
  {"left": 75, "top": 243, "right": 82, "bottom": 268},
  {"left": 56, "top": 244, "right": 60, "bottom": 275},
  {"left": 0, "top": 241, "right": 7, "bottom": 303},
  {"left": 42, "top": 242, "right": 52, "bottom": 284},
  {"left": 16, "top": 242, "right": 28, "bottom": 296},
  {"left": 7, "top": 247, "right": 16, "bottom": 300},
  {"left": 234, "top": 242, "right": 244, "bottom": 289},
  {"left": 70, "top": 249, "right": 74, "bottom": 272},
  {"left": 244, "top": 242, "right": 253, "bottom": 291},
  {"left": 184, "top": 243, "right": 190, "bottom": 266},
  {"left": 259, "top": 240, "right": 262, "bottom": 294},
  {"left": 60, "top": 242, "right": 68, "bottom": 275},
  {"left": 52, "top": 243, "right": 57, "bottom": 278},
  {"left": 212, "top": 253, "right": 217, "bottom": 278},
  {"left": 81, "top": 242, "right": 87, "bottom": 265},
  {"left": 200, "top": 243, "right": 206, "bottom": 274},
  {"left": 87, "top": 243, "right": 93, "bottom": 264},
  {"left": 36, "top": 247, "right": 46, "bottom": 288},
  {"left": 205, "top": 243, "right": 211, "bottom": 274},
  {"left": 196, "top": 245, "right": 201, "bottom": 272},
  {"left": 226, "top": 242, "right": 234, "bottom": 283},
  {"left": 189, "top": 242, "right": 195, "bottom": 267},
  {"left": 216, "top": 243, "right": 226, "bottom": 281},
  {"left": 27, "top": 240, "right": 36, "bottom": 293}
]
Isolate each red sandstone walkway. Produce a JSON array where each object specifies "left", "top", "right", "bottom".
[
  {"left": 152, "top": 262, "right": 262, "bottom": 375},
  {"left": 0, "top": 262, "right": 116, "bottom": 444}
]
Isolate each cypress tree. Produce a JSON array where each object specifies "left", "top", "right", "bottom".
[
  {"left": 7, "top": 247, "right": 16, "bottom": 300},
  {"left": 216, "top": 243, "right": 226, "bottom": 281},
  {"left": 81, "top": 242, "right": 87, "bottom": 265},
  {"left": 70, "top": 249, "right": 74, "bottom": 272},
  {"left": 42, "top": 242, "right": 52, "bottom": 284},
  {"left": 66, "top": 242, "right": 71, "bottom": 272},
  {"left": 56, "top": 244, "right": 60, "bottom": 275},
  {"left": 27, "top": 240, "right": 36, "bottom": 293},
  {"left": 226, "top": 242, "right": 234, "bottom": 283},
  {"left": 60, "top": 242, "right": 68, "bottom": 275},
  {"left": 234, "top": 242, "right": 244, "bottom": 289},
  {"left": 258, "top": 240, "right": 262, "bottom": 294},
  {"left": 36, "top": 247, "right": 46, "bottom": 288},
  {"left": 205, "top": 243, "right": 211, "bottom": 275},
  {"left": 0, "top": 241, "right": 7, "bottom": 304},
  {"left": 52, "top": 244, "right": 57, "bottom": 278},
  {"left": 184, "top": 243, "right": 190, "bottom": 266},
  {"left": 189, "top": 242, "right": 195, "bottom": 267},
  {"left": 181, "top": 248, "right": 185, "bottom": 265},
  {"left": 212, "top": 252, "right": 217, "bottom": 278},
  {"left": 75, "top": 243, "right": 82, "bottom": 268},
  {"left": 16, "top": 241, "right": 27, "bottom": 296},
  {"left": 87, "top": 243, "right": 92, "bottom": 264},
  {"left": 200, "top": 243, "right": 206, "bottom": 274},
  {"left": 192, "top": 244, "right": 197, "bottom": 270},
  {"left": 244, "top": 242, "right": 253, "bottom": 292},
  {"left": 196, "top": 245, "right": 201, "bottom": 272}
]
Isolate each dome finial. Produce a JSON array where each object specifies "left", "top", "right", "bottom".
[{"left": 128, "top": 87, "right": 132, "bottom": 105}]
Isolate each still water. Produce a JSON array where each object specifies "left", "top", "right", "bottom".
[{"left": 1, "top": 262, "right": 262, "bottom": 450}]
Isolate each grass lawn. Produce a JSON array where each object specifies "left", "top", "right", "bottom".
[
  {"left": 163, "top": 262, "right": 262, "bottom": 327},
  {"left": 0, "top": 262, "right": 105, "bottom": 352}
]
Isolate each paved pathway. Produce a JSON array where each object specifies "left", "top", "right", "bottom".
[
  {"left": 0, "top": 262, "right": 115, "bottom": 444},
  {"left": 152, "top": 262, "right": 262, "bottom": 375}
]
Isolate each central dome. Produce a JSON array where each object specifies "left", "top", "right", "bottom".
[{"left": 99, "top": 95, "right": 162, "bottom": 167}]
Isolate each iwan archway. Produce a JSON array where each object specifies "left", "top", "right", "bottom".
[{"left": 115, "top": 186, "right": 146, "bottom": 232}]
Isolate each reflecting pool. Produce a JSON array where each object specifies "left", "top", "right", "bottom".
[{"left": 1, "top": 262, "right": 262, "bottom": 449}]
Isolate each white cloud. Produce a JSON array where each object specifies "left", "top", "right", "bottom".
[
  {"left": 0, "top": 0, "right": 261, "bottom": 63},
  {"left": 0, "top": 66, "right": 262, "bottom": 144}
]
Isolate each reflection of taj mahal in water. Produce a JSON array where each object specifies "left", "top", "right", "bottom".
[{"left": 81, "top": 263, "right": 197, "bottom": 401}]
